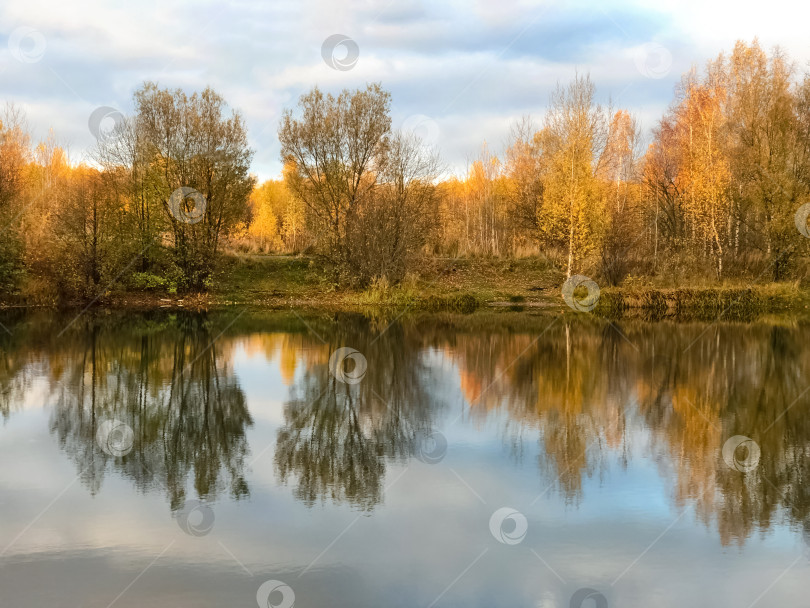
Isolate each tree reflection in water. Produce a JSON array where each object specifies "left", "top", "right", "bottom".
[
  {"left": 437, "top": 317, "right": 810, "bottom": 546},
  {"left": 1, "top": 310, "right": 810, "bottom": 546},
  {"left": 45, "top": 314, "right": 252, "bottom": 510},
  {"left": 274, "top": 315, "right": 440, "bottom": 510}
]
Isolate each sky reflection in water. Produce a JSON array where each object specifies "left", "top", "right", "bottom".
[{"left": 0, "top": 311, "right": 808, "bottom": 607}]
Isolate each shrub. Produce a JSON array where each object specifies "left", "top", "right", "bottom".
[{"left": 130, "top": 272, "right": 173, "bottom": 293}]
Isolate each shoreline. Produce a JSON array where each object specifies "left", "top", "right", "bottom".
[
  {"left": 1, "top": 285, "right": 807, "bottom": 321},
  {"left": 1, "top": 253, "right": 808, "bottom": 319}
]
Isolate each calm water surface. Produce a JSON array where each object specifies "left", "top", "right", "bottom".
[{"left": 1, "top": 310, "right": 809, "bottom": 607}]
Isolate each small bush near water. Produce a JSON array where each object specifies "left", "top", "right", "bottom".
[{"left": 358, "top": 276, "right": 480, "bottom": 313}]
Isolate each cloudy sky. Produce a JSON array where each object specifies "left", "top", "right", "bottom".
[{"left": 1, "top": 0, "right": 808, "bottom": 180}]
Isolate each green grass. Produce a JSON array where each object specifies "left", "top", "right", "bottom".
[
  {"left": 207, "top": 253, "right": 561, "bottom": 311},
  {"left": 11, "top": 251, "right": 807, "bottom": 319},
  {"left": 203, "top": 254, "right": 810, "bottom": 319},
  {"left": 212, "top": 254, "right": 325, "bottom": 302}
]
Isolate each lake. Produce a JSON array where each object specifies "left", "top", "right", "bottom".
[{"left": 0, "top": 310, "right": 808, "bottom": 607}]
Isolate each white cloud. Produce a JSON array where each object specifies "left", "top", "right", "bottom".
[{"left": 1, "top": 0, "right": 808, "bottom": 179}]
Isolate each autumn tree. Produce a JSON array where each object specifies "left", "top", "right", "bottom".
[
  {"left": 248, "top": 181, "right": 284, "bottom": 252},
  {"left": 677, "top": 73, "right": 731, "bottom": 278},
  {"left": 504, "top": 117, "right": 545, "bottom": 254},
  {"left": 279, "top": 84, "right": 391, "bottom": 281},
  {"left": 724, "top": 40, "right": 807, "bottom": 279},
  {"left": 539, "top": 74, "right": 608, "bottom": 278},
  {"left": 642, "top": 113, "right": 685, "bottom": 270},
  {"left": 464, "top": 144, "right": 506, "bottom": 255},
  {"left": 22, "top": 134, "right": 73, "bottom": 300},
  {"left": 49, "top": 166, "right": 123, "bottom": 297},
  {"left": 435, "top": 177, "right": 467, "bottom": 255},
  {"left": 641, "top": 68, "right": 731, "bottom": 279},
  {"left": 344, "top": 131, "right": 440, "bottom": 283},
  {"left": 279, "top": 161, "right": 308, "bottom": 252},
  {"left": 133, "top": 83, "right": 255, "bottom": 289},
  {"left": 94, "top": 115, "right": 161, "bottom": 273},
  {"left": 436, "top": 144, "right": 513, "bottom": 257},
  {"left": 640, "top": 40, "right": 810, "bottom": 281},
  {"left": 0, "top": 107, "right": 30, "bottom": 292},
  {"left": 598, "top": 110, "right": 642, "bottom": 284},
  {"left": 244, "top": 178, "right": 309, "bottom": 253},
  {"left": 279, "top": 84, "right": 437, "bottom": 284}
]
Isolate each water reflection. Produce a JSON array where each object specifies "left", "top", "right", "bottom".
[
  {"left": 1, "top": 311, "right": 810, "bottom": 549},
  {"left": 275, "top": 316, "right": 440, "bottom": 509},
  {"left": 16, "top": 314, "right": 253, "bottom": 509},
  {"left": 430, "top": 317, "right": 810, "bottom": 547}
]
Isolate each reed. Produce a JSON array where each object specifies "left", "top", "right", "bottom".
[{"left": 594, "top": 286, "right": 795, "bottom": 320}]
